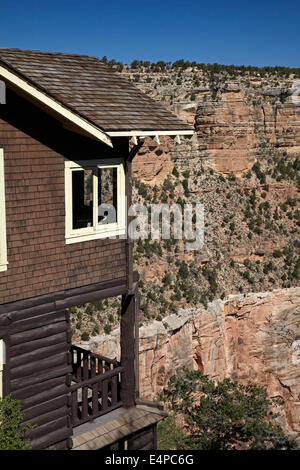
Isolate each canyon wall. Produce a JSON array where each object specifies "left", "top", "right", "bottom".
[
  {"left": 133, "top": 84, "right": 300, "bottom": 179},
  {"left": 193, "top": 87, "right": 300, "bottom": 175},
  {"left": 88, "top": 287, "right": 300, "bottom": 442},
  {"left": 128, "top": 79, "right": 300, "bottom": 316}
]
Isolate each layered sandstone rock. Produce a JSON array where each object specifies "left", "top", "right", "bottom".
[
  {"left": 194, "top": 89, "right": 300, "bottom": 175},
  {"left": 88, "top": 287, "right": 300, "bottom": 441},
  {"left": 132, "top": 136, "right": 174, "bottom": 186},
  {"left": 133, "top": 83, "right": 300, "bottom": 180}
]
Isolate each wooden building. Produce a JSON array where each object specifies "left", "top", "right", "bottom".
[{"left": 0, "top": 48, "right": 193, "bottom": 450}]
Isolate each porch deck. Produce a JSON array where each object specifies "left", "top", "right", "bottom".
[{"left": 72, "top": 404, "right": 167, "bottom": 450}]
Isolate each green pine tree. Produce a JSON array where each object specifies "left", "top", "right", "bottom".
[{"left": 159, "top": 368, "right": 297, "bottom": 450}]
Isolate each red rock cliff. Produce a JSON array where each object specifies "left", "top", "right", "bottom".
[{"left": 90, "top": 287, "right": 300, "bottom": 442}]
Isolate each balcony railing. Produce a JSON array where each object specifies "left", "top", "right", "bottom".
[{"left": 70, "top": 345, "right": 124, "bottom": 427}]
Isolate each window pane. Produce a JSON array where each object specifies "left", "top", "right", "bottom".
[
  {"left": 98, "top": 167, "right": 117, "bottom": 225},
  {"left": 72, "top": 169, "right": 93, "bottom": 229}
]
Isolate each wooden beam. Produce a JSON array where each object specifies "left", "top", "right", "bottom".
[
  {"left": 120, "top": 292, "right": 136, "bottom": 408},
  {"left": 128, "top": 138, "right": 144, "bottom": 162},
  {"left": 0, "top": 276, "right": 127, "bottom": 317}
]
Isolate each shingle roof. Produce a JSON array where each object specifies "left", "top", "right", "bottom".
[{"left": 0, "top": 48, "right": 193, "bottom": 133}]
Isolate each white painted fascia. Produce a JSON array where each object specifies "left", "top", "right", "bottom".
[
  {"left": 0, "top": 339, "right": 4, "bottom": 399},
  {"left": 0, "top": 149, "right": 7, "bottom": 273},
  {"left": 0, "top": 64, "right": 113, "bottom": 148},
  {"left": 107, "top": 130, "right": 194, "bottom": 137}
]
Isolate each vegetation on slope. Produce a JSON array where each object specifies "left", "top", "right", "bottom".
[{"left": 132, "top": 144, "right": 299, "bottom": 325}]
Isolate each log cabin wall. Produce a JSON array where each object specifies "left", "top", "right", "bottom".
[
  {"left": 0, "top": 299, "right": 72, "bottom": 450},
  {"left": 0, "top": 276, "right": 130, "bottom": 450},
  {"left": 0, "top": 88, "right": 128, "bottom": 305}
]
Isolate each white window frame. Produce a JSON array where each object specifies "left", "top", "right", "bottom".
[
  {"left": 65, "top": 158, "right": 126, "bottom": 244},
  {"left": 0, "top": 149, "right": 7, "bottom": 272}
]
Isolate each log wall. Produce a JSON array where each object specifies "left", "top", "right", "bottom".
[
  {"left": 0, "top": 299, "right": 72, "bottom": 450},
  {"left": 127, "top": 424, "right": 157, "bottom": 450}
]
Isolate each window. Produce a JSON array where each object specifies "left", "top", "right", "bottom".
[
  {"left": 65, "top": 159, "right": 126, "bottom": 243},
  {"left": 0, "top": 149, "right": 7, "bottom": 272}
]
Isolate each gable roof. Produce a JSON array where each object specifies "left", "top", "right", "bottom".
[{"left": 0, "top": 48, "right": 193, "bottom": 144}]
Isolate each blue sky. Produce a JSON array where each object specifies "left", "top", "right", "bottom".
[{"left": 0, "top": 0, "right": 299, "bottom": 67}]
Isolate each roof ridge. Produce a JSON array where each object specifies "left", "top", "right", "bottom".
[{"left": 0, "top": 47, "right": 99, "bottom": 60}]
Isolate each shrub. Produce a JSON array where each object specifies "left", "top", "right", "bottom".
[
  {"left": 178, "top": 261, "right": 189, "bottom": 279},
  {"left": 162, "top": 178, "right": 174, "bottom": 192},
  {"left": 0, "top": 396, "right": 33, "bottom": 450},
  {"left": 172, "top": 166, "right": 179, "bottom": 178},
  {"left": 104, "top": 324, "right": 112, "bottom": 335},
  {"left": 85, "top": 304, "right": 94, "bottom": 315},
  {"left": 81, "top": 332, "right": 90, "bottom": 341},
  {"left": 161, "top": 368, "right": 297, "bottom": 450},
  {"left": 182, "top": 179, "right": 189, "bottom": 197},
  {"left": 157, "top": 415, "right": 188, "bottom": 450},
  {"left": 92, "top": 326, "right": 99, "bottom": 336},
  {"left": 93, "top": 300, "right": 103, "bottom": 311},
  {"left": 252, "top": 162, "right": 266, "bottom": 184},
  {"left": 162, "top": 272, "right": 172, "bottom": 286}
]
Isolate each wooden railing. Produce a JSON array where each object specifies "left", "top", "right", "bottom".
[
  {"left": 70, "top": 345, "right": 123, "bottom": 427},
  {"left": 71, "top": 345, "right": 119, "bottom": 382}
]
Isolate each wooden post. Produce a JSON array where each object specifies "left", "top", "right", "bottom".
[
  {"left": 120, "top": 291, "right": 136, "bottom": 408},
  {"left": 125, "top": 157, "right": 133, "bottom": 290}
]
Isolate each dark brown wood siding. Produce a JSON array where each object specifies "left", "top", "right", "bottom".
[{"left": 0, "top": 88, "right": 128, "bottom": 305}]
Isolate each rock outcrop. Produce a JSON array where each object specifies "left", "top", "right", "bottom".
[
  {"left": 194, "top": 89, "right": 300, "bottom": 175},
  {"left": 132, "top": 136, "right": 174, "bottom": 185},
  {"left": 88, "top": 287, "right": 300, "bottom": 441},
  {"left": 131, "top": 72, "right": 300, "bottom": 179}
]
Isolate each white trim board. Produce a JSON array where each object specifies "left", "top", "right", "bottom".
[
  {"left": 0, "top": 64, "right": 113, "bottom": 147},
  {"left": 107, "top": 130, "right": 194, "bottom": 137},
  {"left": 0, "top": 339, "right": 3, "bottom": 399},
  {"left": 0, "top": 149, "right": 8, "bottom": 273}
]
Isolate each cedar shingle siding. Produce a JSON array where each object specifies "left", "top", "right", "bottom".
[
  {"left": 0, "top": 48, "right": 192, "bottom": 132},
  {"left": 0, "top": 89, "right": 127, "bottom": 305}
]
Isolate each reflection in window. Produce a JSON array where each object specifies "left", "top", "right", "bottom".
[
  {"left": 72, "top": 169, "right": 93, "bottom": 229},
  {"left": 98, "top": 167, "right": 117, "bottom": 225}
]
